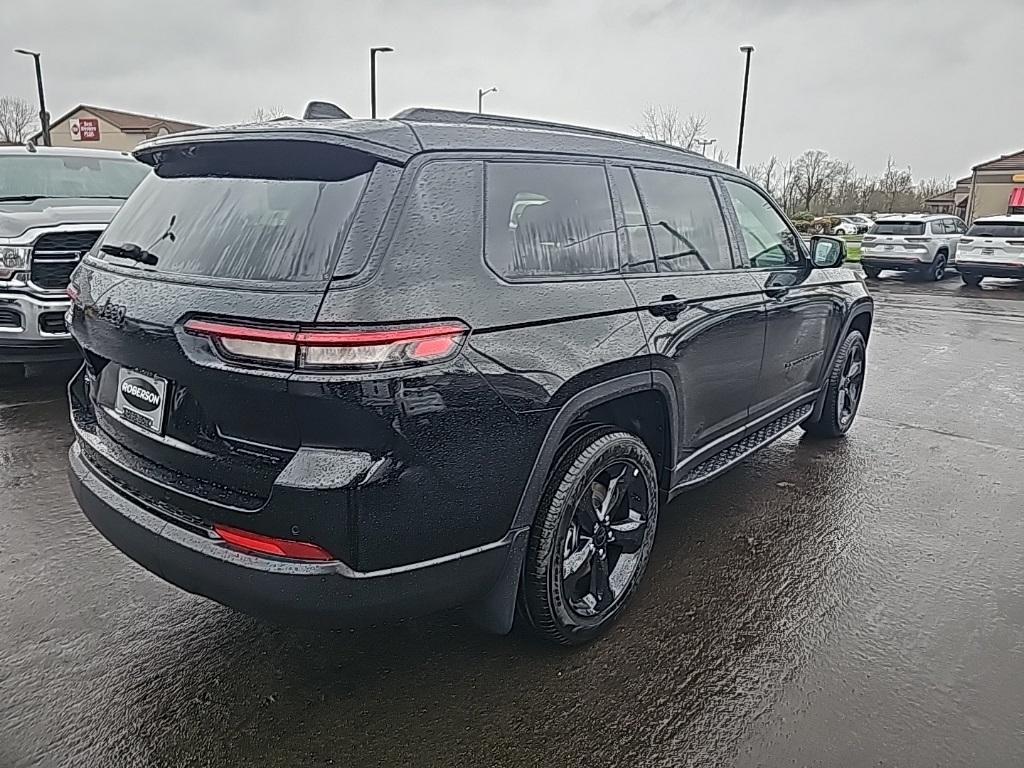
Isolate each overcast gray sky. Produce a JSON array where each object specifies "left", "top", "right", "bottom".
[{"left": 1, "top": 0, "right": 1020, "bottom": 180}]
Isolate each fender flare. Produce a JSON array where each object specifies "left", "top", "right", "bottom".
[
  {"left": 811, "top": 303, "right": 873, "bottom": 421},
  {"left": 510, "top": 370, "right": 678, "bottom": 530}
]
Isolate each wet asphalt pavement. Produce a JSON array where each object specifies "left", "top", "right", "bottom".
[{"left": 2, "top": 275, "right": 1023, "bottom": 768}]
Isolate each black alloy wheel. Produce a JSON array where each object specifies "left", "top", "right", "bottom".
[
  {"left": 928, "top": 253, "right": 948, "bottom": 281},
  {"left": 802, "top": 329, "right": 867, "bottom": 438},
  {"left": 521, "top": 429, "right": 659, "bottom": 645}
]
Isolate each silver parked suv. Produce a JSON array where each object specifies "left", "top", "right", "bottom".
[
  {"left": 0, "top": 145, "right": 146, "bottom": 381},
  {"left": 860, "top": 214, "right": 966, "bottom": 281}
]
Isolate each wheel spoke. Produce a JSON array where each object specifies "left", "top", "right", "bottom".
[
  {"left": 590, "top": 549, "right": 613, "bottom": 610},
  {"left": 847, "top": 359, "right": 863, "bottom": 379},
  {"left": 562, "top": 538, "right": 595, "bottom": 597},
  {"left": 837, "top": 386, "right": 848, "bottom": 418},
  {"left": 574, "top": 492, "right": 600, "bottom": 530},
  {"left": 610, "top": 514, "right": 647, "bottom": 554},
  {"left": 597, "top": 465, "right": 633, "bottom": 523}
]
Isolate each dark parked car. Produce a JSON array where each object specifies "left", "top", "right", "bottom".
[{"left": 67, "top": 108, "right": 872, "bottom": 645}]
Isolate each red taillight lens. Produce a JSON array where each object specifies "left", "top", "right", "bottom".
[
  {"left": 66, "top": 284, "right": 79, "bottom": 301},
  {"left": 960, "top": 238, "right": 975, "bottom": 244},
  {"left": 213, "top": 524, "right": 334, "bottom": 562},
  {"left": 183, "top": 319, "right": 469, "bottom": 370}
]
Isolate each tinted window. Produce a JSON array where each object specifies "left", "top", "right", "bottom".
[
  {"left": 97, "top": 141, "right": 373, "bottom": 282},
  {"left": 0, "top": 154, "right": 147, "bottom": 200},
  {"left": 485, "top": 162, "right": 617, "bottom": 278},
  {"left": 966, "top": 221, "right": 1024, "bottom": 238},
  {"left": 724, "top": 180, "right": 802, "bottom": 267},
  {"left": 936, "top": 220, "right": 954, "bottom": 234},
  {"left": 609, "top": 166, "right": 655, "bottom": 273},
  {"left": 870, "top": 221, "right": 925, "bottom": 235},
  {"left": 634, "top": 169, "right": 731, "bottom": 272}
]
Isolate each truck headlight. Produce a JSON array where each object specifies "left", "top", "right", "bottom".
[{"left": 0, "top": 246, "right": 31, "bottom": 280}]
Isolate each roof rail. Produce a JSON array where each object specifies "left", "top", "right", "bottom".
[{"left": 391, "top": 108, "right": 699, "bottom": 156}]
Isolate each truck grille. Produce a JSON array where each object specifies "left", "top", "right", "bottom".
[{"left": 31, "top": 231, "right": 103, "bottom": 290}]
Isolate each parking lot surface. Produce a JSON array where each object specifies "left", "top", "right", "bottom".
[{"left": 2, "top": 277, "right": 1022, "bottom": 768}]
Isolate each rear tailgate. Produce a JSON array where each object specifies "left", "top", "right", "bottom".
[
  {"left": 959, "top": 221, "right": 1024, "bottom": 265},
  {"left": 69, "top": 136, "right": 402, "bottom": 511}
]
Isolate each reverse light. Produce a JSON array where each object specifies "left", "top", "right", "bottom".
[
  {"left": 184, "top": 319, "right": 470, "bottom": 370},
  {"left": 213, "top": 524, "right": 334, "bottom": 562}
]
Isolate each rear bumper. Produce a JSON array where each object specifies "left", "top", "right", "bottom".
[
  {"left": 861, "top": 255, "right": 931, "bottom": 270},
  {"left": 956, "top": 262, "right": 1024, "bottom": 279},
  {"left": 69, "top": 442, "right": 522, "bottom": 626},
  {"left": 0, "top": 291, "right": 77, "bottom": 363}
]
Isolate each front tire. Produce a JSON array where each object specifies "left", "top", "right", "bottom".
[
  {"left": 802, "top": 330, "right": 867, "bottom": 438},
  {"left": 520, "top": 429, "right": 659, "bottom": 645},
  {"left": 961, "top": 272, "right": 983, "bottom": 287}
]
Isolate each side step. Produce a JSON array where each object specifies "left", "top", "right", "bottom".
[{"left": 678, "top": 404, "right": 813, "bottom": 488}]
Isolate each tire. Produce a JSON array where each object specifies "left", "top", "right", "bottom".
[
  {"left": 0, "top": 363, "right": 27, "bottom": 384},
  {"left": 925, "top": 252, "right": 948, "bottom": 281},
  {"left": 862, "top": 265, "right": 881, "bottom": 279},
  {"left": 961, "top": 273, "right": 983, "bottom": 287},
  {"left": 801, "top": 330, "right": 866, "bottom": 439},
  {"left": 520, "top": 428, "right": 659, "bottom": 646}
]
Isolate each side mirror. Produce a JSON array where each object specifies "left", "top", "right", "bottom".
[{"left": 809, "top": 235, "right": 845, "bottom": 268}]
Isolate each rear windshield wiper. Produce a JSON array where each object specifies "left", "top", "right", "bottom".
[{"left": 99, "top": 242, "right": 159, "bottom": 266}]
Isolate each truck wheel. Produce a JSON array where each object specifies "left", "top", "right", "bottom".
[
  {"left": 862, "top": 265, "right": 881, "bottom": 279},
  {"left": 0, "top": 363, "right": 27, "bottom": 384},
  {"left": 802, "top": 330, "right": 866, "bottom": 439},
  {"left": 961, "top": 273, "right": 983, "bottom": 287},
  {"left": 520, "top": 428, "right": 659, "bottom": 645}
]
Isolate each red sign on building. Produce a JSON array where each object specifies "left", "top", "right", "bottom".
[{"left": 70, "top": 117, "right": 101, "bottom": 141}]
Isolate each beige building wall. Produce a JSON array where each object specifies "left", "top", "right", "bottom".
[
  {"left": 46, "top": 109, "right": 141, "bottom": 152},
  {"left": 968, "top": 171, "right": 1022, "bottom": 220}
]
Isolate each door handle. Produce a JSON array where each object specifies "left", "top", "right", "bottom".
[
  {"left": 648, "top": 295, "right": 688, "bottom": 321},
  {"left": 765, "top": 286, "right": 789, "bottom": 300}
]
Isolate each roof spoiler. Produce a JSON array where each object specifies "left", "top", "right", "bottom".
[{"left": 303, "top": 101, "right": 352, "bottom": 120}]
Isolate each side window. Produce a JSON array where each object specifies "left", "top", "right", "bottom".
[
  {"left": 934, "top": 220, "right": 951, "bottom": 235},
  {"left": 723, "top": 180, "right": 802, "bottom": 268},
  {"left": 609, "top": 166, "right": 655, "bottom": 273},
  {"left": 484, "top": 162, "right": 618, "bottom": 279},
  {"left": 633, "top": 169, "right": 732, "bottom": 272}
]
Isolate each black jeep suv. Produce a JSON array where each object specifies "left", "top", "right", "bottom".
[{"left": 67, "top": 108, "right": 872, "bottom": 645}]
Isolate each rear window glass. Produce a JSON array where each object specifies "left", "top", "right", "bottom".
[
  {"left": 485, "top": 162, "right": 618, "bottom": 278},
  {"left": 966, "top": 222, "right": 1024, "bottom": 238},
  {"left": 869, "top": 221, "right": 925, "bottom": 235},
  {"left": 96, "top": 141, "right": 375, "bottom": 282}
]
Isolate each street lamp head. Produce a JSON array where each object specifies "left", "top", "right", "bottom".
[
  {"left": 371, "top": 46, "right": 394, "bottom": 54},
  {"left": 14, "top": 48, "right": 40, "bottom": 57},
  {"left": 740, "top": 45, "right": 755, "bottom": 53}
]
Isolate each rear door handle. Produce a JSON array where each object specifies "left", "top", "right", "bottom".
[
  {"left": 765, "top": 286, "right": 789, "bottom": 300},
  {"left": 648, "top": 294, "right": 688, "bottom": 321}
]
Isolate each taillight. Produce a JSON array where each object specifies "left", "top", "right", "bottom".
[
  {"left": 959, "top": 238, "right": 974, "bottom": 244},
  {"left": 213, "top": 524, "right": 334, "bottom": 562},
  {"left": 1008, "top": 240, "right": 1024, "bottom": 246},
  {"left": 906, "top": 237, "right": 931, "bottom": 243},
  {"left": 183, "top": 319, "right": 470, "bottom": 370},
  {"left": 862, "top": 236, "right": 876, "bottom": 242}
]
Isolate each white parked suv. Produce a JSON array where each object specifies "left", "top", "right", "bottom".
[
  {"left": 860, "top": 214, "right": 966, "bottom": 281},
  {"left": 956, "top": 215, "right": 1024, "bottom": 287}
]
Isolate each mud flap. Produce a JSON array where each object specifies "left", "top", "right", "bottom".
[{"left": 465, "top": 527, "right": 530, "bottom": 635}]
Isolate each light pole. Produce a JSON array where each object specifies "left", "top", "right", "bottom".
[
  {"left": 696, "top": 138, "right": 716, "bottom": 157},
  {"left": 478, "top": 86, "right": 498, "bottom": 114},
  {"left": 369, "top": 46, "right": 393, "bottom": 119},
  {"left": 736, "top": 44, "right": 754, "bottom": 169},
  {"left": 14, "top": 48, "right": 50, "bottom": 146}
]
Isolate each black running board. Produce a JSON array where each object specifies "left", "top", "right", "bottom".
[{"left": 671, "top": 404, "right": 813, "bottom": 492}]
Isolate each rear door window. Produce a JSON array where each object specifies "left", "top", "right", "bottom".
[
  {"left": 96, "top": 141, "right": 379, "bottom": 283},
  {"left": 609, "top": 166, "right": 655, "bottom": 273},
  {"left": 633, "top": 169, "right": 732, "bottom": 272},
  {"left": 484, "top": 162, "right": 618, "bottom": 279}
]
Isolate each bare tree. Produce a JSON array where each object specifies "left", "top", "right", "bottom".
[
  {"left": 0, "top": 95, "right": 37, "bottom": 143},
  {"left": 793, "top": 150, "right": 841, "bottom": 213},
  {"left": 251, "top": 105, "right": 287, "bottom": 122},
  {"left": 635, "top": 105, "right": 708, "bottom": 151},
  {"left": 916, "top": 175, "right": 953, "bottom": 201},
  {"left": 877, "top": 156, "right": 914, "bottom": 212}
]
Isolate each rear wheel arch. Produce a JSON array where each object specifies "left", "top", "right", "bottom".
[{"left": 510, "top": 373, "right": 677, "bottom": 531}]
